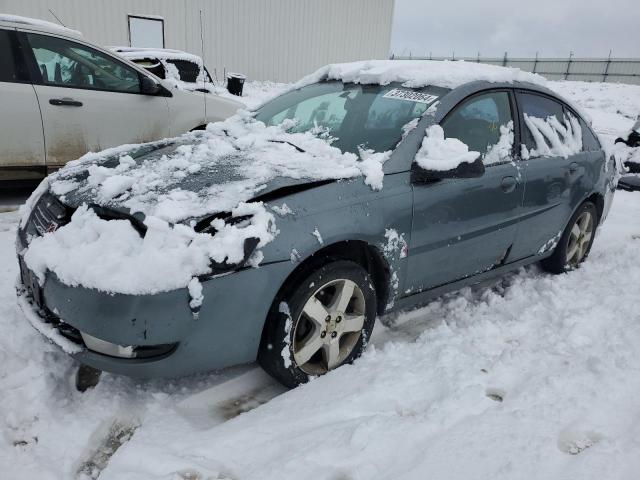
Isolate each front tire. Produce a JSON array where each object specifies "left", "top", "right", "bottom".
[
  {"left": 258, "top": 260, "right": 377, "bottom": 388},
  {"left": 541, "top": 201, "right": 598, "bottom": 274}
]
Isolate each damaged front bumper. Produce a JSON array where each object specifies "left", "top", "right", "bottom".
[{"left": 15, "top": 251, "right": 294, "bottom": 378}]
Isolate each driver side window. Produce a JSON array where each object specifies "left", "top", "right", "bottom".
[
  {"left": 26, "top": 33, "right": 141, "bottom": 94},
  {"left": 441, "top": 91, "right": 514, "bottom": 166}
]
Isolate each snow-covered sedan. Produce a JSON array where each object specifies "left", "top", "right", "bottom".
[{"left": 16, "top": 60, "right": 616, "bottom": 388}]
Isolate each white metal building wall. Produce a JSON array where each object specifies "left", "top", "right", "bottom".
[{"left": 0, "top": 0, "right": 395, "bottom": 81}]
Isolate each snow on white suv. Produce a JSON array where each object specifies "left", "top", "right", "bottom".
[{"left": 0, "top": 15, "right": 244, "bottom": 182}]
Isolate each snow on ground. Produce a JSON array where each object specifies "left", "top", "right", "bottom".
[{"left": 1, "top": 79, "right": 640, "bottom": 480}]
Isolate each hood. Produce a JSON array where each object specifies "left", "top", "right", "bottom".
[{"left": 47, "top": 113, "right": 379, "bottom": 224}]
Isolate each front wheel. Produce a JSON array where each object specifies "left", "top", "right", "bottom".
[
  {"left": 258, "top": 260, "right": 377, "bottom": 388},
  {"left": 541, "top": 201, "right": 598, "bottom": 274}
]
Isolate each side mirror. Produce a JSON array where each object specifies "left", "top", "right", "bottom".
[
  {"left": 412, "top": 156, "right": 485, "bottom": 183},
  {"left": 140, "top": 75, "right": 161, "bottom": 95}
]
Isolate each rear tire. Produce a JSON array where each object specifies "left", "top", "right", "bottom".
[
  {"left": 540, "top": 201, "right": 598, "bottom": 274},
  {"left": 258, "top": 260, "right": 377, "bottom": 388}
]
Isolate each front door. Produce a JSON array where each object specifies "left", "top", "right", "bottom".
[
  {"left": 21, "top": 31, "right": 170, "bottom": 168},
  {"left": 407, "top": 90, "right": 524, "bottom": 292},
  {"left": 0, "top": 29, "right": 45, "bottom": 180}
]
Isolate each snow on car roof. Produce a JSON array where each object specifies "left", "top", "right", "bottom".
[
  {"left": 0, "top": 14, "right": 82, "bottom": 37},
  {"left": 296, "top": 59, "right": 547, "bottom": 90},
  {"left": 109, "top": 46, "right": 203, "bottom": 65}
]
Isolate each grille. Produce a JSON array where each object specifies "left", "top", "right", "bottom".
[{"left": 23, "top": 192, "right": 72, "bottom": 241}]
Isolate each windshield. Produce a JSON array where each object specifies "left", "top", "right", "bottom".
[{"left": 254, "top": 81, "right": 440, "bottom": 154}]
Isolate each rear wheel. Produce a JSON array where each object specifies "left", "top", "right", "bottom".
[
  {"left": 541, "top": 201, "right": 598, "bottom": 274},
  {"left": 258, "top": 260, "right": 377, "bottom": 388}
]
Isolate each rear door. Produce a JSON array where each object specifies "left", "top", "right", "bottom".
[
  {"left": 0, "top": 28, "right": 45, "bottom": 180},
  {"left": 20, "top": 31, "right": 170, "bottom": 168},
  {"left": 406, "top": 90, "right": 525, "bottom": 291},
  {"left": 509, "top": 91, "right": 588, "bottom": 260}
]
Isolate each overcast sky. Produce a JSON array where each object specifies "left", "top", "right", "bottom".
[{"left": 390, "top": 0, "right": 639, "bottom": 58}]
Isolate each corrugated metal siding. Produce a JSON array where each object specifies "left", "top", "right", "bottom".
[
  {"left": 1, "top": 0, "right": 394, "bottom": 81},
  {"left": 394, "top": 55, "right": 640, "bottom": 85}
]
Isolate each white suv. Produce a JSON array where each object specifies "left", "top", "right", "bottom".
[{"left": 0, "top": 15, "right": 244, "bottom": 182}]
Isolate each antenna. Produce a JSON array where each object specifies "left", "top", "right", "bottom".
[
  {"left": 48, "top": 9, "right": 66, "bottom": 27},
  {"left": 199, "top": 9, "right": 207, "bottom": 120}
]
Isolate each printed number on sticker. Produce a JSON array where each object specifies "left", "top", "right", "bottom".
[{"left": 382, "top": 89, "right": 439, "bottom": 104}]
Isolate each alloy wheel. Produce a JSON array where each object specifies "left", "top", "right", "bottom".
[
  {"left": 292, "top": 279, "right": 366, "bottom": 375},
  {"left": 566, "top": 211, "right": 594, "bottom": 267}
]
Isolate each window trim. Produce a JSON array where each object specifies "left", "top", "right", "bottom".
[
  {"left": 438, "top": 88, "right": 520, "bottom": 168},
  {"left": 18, "top": 31, "right": 154, "bottom": 96},
  {"left": 127, "top": 14, "right": 165, "bottom": 49}
]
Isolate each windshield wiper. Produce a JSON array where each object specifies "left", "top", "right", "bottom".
[{"left": 268, "top": 139, "right": 306, "bottom": 153}]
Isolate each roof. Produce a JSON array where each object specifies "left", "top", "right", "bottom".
[
  {"left": 0, "top": 13, "right": 82, "bottom": 38},
  {"left": 109, "top": 47, "right": 203, "bottom": 66},
  {"left": 295, "top": 59, "right": 547, "bottom": 91}
]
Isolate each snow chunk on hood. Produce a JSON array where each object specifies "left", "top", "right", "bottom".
[
  {"left": 295, "top": 60, "right": 546, "bottom": 91},
  {"left": 415, "top": 125, "right": 480, "bottom": 171}
]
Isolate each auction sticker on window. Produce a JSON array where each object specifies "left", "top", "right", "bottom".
[{"left": 382, "top": 89, "right": 439, "bottom": 104}]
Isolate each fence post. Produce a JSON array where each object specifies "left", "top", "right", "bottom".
[
  {"left": 477, "top": 52, "right": 480, "bottom": 63},
  {"left": 603, "top": 50, "right": 612, "bottom": 83},
  {"left": 533, "top": 52, "right": 538, "bottom": 73},
  {"left": 503, "top": 51, "right": 508, "bottom": 66},
  {"left": 565, "top": 51, "right": 573, "bottom": 80}
]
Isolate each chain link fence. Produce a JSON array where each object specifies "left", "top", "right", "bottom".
[{"left": 391, "top": 54, "right": 640, "bottom": 85}]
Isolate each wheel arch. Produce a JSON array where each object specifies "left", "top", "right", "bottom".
[
  {"left": 585, "top": 192, "right": 605, "bottom": 223},
  {"left": 261, "top": 239, "right": 391, "bottom": 344}
]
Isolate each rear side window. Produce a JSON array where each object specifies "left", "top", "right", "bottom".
[
  {"left": 518, "top": 92, "right": 583, "bottom": 158},
  {"left": 0, "top": 29, "right": 28, "bottom": 82},
  {"left": 26, "top": 33, "right": 141, "bottom": 93},
  {"left": 441, "top": 91, "right": 514, "bottom": 165},
  {"left": 580, "top": 118, "right": 601, "bottom": 151}
]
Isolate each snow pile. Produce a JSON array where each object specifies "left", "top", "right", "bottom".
[
  {"left": 415, "top": 125, "right": 480, "bottom": 171},
  {"left": 23, "top": 202, "right": 276, "bottom": 294},
  {"left": 522, "top": 113, "right": 582, "bottom": 159},
  {"left": 297, "top": 60, "right": 547, "bottom": 90},
  {"left": 483, "top": 121, "right": 514, "bottom": 165}
]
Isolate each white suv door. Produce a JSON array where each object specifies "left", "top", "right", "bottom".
[
  {"left": 22, "top": 31, "right": 172, "bottom": 169},
  {"left": 0, "top": 29, "right": 46, "bottom": 180}
]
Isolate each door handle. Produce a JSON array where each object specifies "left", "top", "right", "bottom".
[
  {"left": 500, "top": 176, "right": 517, "bottom": 193},
  {"left": 569, "top": 162, "right": 579, "bottom": 173},
  {"left": 49, "top": 98, "right": 83, "bottom": 107}
]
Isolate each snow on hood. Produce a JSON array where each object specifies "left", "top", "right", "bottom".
[
  {"left": 294, "top": 60, "right": 547, "bottom": 91},
  {"left": 24, "top": 112, "right": 390, "bottom": 295},
  {"left": 50, "top": 111, "right": 386, "bottom": 222}
]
